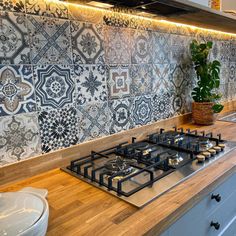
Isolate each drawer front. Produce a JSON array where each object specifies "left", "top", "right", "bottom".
[
  {"left": 205, "top": 189, "right": 236, "bottom": 236},
  {"left": 220, "top": 215, "right": 236, "bottom": 236},
  {"left": 167, "top": 173, "right": 236, "bottom": 236},
  {"left": 205, "top": 173, "right": 236, "bottom": 216}
]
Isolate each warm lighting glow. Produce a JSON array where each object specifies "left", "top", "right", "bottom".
[
  {"left": 57, "top": 0, "right": 236, "bottom": 38},
  {"left": 159, "top": 19, "right": 236, "bottom": 37},
  {"left": 87, "top": 1, "right": 114, "bottom": 9}
]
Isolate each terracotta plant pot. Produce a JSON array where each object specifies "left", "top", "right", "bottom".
[{"left": 192, "top": 102, "right": 218, "bottom": 125}]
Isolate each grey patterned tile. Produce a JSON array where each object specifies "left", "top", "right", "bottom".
[
  {"left": 0, "top": 65, "right": 36, "bottom": 117},
  {"left": 104, "top": 26, "right": 130, "bottom": 64},
  {"left": 210, "top": 40, "right": 221, "bottom": 61},
  {"left": 71, "top": 21, "right": 104, "bottom": 64},
  {"left": 226, "top": 82, "right": 236, "bottom": 101},
  {"left": 130, "top": 64, "right": 153, "bottom": 96},
  {"left": 0, "top": 112, "right": 41, "bottom": 166},
  {"left": 220, "top": 41, "right": 231, "bottom": 63},
  {"left": 219, "top": 83, "right": 228, "bottom": 102},
  {"left": 169, "top": 64, "right": 189, "bottom": 93},
  {"left": 0, "top": 12, "right": 30, "bottom": 64},
  {"left": 109, "top": 98, "right": 134, "bottom": 134},
  {"left": 77, "top": 102, "right": 110, "bottom": 142},
  {"left": 74, "top": 64, "right": 108, "bottom": 105},
  {"left": 131, "top": 29, "right": 153, "bottom": 64},
  {"left": 25, "top": 0, "right": 68, "bottom": 18},
  {"left": 230, "top": 41, "right": 236, "bottom": 62},
  {"left": 152, "top": 64, "right": 171, "bottom": 94},
  {"left": 229, "top": 63, "right": 236, "bottom": 83},
  {"left": 27, "top": 15, "right": 72, "bottom": 64},
  {"left": 107, "top": 65, "right": 131, "bottom": 99},
  {"left": 171, "top": 34, "right": 191, "bottom": 64},
  {"left": 34, "top": 65, "right": 76, "bottom": 111},
  {"left": 38, "top": 106, "right": 78, "bottom": 153},
  {"left": 131, "top": 95, "right": 153, "bottom": 126},
  {"left": 152, "top": 32, "right": 171, "bottom": 64},
  {"left": 0, "top": 0, "right": 25, "bottom": 13},
  {"left": 152, "top": 92, "right": 171, "bottom": 121},
  {"left": 220, "top": 63, "right": 229, "bottom": 84}
]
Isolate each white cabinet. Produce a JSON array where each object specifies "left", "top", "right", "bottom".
[
  {"left": 161, "top": 173, "right": 236, "bottom": 236},
  {"left": 188, "top": 0, "right": 210, "bottom": 7}
]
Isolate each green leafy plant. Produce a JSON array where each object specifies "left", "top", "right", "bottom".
[{"left": 190, "top": 40, "right": 224, "bottom": 113}]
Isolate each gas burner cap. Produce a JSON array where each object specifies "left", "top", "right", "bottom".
[
  {"left": 104, "top": 157, "right": 135, "bottom": 176},
  {"left": 168, "top": 151, "right": 184, "bottom": 165},
  {"left": 131, "top": 142, "right": 150, "bottom": 150}
]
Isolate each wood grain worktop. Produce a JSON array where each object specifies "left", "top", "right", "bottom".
[{"left": 1, "top": 121, "right": 236, "bottom": 236}]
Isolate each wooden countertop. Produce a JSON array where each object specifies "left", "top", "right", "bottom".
[{"left": 1, "top": 121, "right": 236, "bottom": 236}]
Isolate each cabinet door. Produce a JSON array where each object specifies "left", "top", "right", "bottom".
[
  {"left": 220, "top": 215, "right": 236, "bottom": 236},
  {"left": 164, "top": 173, "right": 236, "bottom": 236}
]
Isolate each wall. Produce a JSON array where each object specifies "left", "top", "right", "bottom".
[{"left": 0, "top": 0, "right": 235, "bottom": 166}]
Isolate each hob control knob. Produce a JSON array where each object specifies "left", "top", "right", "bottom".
[
  {"left": 210, "top": 221, "right": 220, "bottom": 230},
  {"left": 208, "top": 149, "right": 216, "bottom": 156},
  {"left": 211, "top": 194, "right": 221, "bottom": 202},
  {"left": 197, "top": 155, "right": 205, "bottom": 163},
  {"left": 202, "top": 151, "right": 211, "bottom": 158},
  {"left": 213, "top": 146, "right": 221, "bottom": 153},
  {"left": 218, "top": 143, "right": 226, "bottom": 150}
]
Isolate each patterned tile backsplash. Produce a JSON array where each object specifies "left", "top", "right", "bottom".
[{"left": 0, "top": 0, "right": 236, "bottom": 166}]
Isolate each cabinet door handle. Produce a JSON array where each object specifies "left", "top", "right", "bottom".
[
  {"left": 211, "top": 193, "right": 221, "bottom": 202},
  {"left": 210, "top": 221, "right": 220, "bottom": 230}
]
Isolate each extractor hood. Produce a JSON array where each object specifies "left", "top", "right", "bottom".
[
  {"left": 68, "top": 0, "right": 236, "bottom": 34},
  {"left": 85, "top": 0, "right": 198, "bottom": 17}
]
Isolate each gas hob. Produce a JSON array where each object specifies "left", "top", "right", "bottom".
[{"left": 61, "top": 127, "right": 236, "bottom": 207}]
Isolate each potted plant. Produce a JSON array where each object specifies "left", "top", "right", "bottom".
[{"left": 190, "top": 40, "right": 224, "bottom": 125}]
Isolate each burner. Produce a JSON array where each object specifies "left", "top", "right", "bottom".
[
  {"left": 131, "top": 142, "right": 150, "bottom": 150},
  {"left": 167, "top": 151, "right": 184, "bottom": 166},
  {"left": 195, "top": 137, "right": 213, "bottom": 149},
  {"left": 104, "top": 157, "right": 135, "bottom": 176}
]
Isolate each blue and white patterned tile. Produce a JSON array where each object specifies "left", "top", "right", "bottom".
[
  {"left": 74, "top": 64, "right": 108, "bottom": 106},
  {"left": 25, "top": 0, "right": 68, "bottom": 19},
  {"left": 0, "top": 65, "right": 36, "bottom": 117},
  {"left": 152, "top": 32, "right": 171, "bottom": 64},
  {"left": 152, "top": 92, "right": 171, "bottom": 122},
  {"left": 0, "top": 0, "right": 25, "bottom": 13},
  {"left": 38, "top": 106, "right": 78, "bottom": 153},
  {"left": 171, "top": 34, "right": 191, "bottom": 64},
  {"left": 77, "top": 102, "right": 110, "bottom": 142},
  {"left": 109, "top": 98, "right": 134, "bottom": 134},
  {"left": 34, "top": 65, "right": 76, "bottom": 111},
  {"left": 107, "top": 65, "right": 131, "bottom": 100},
  {"left": 104, "top": 26, "right": 131, "bottom": 64},
  {"left": 152, "top": 64, "right": 171, "bottom": 94},
  {"left": 0, "top": 112, "right": 41, "bottom": 166},
  {"left": 71, "top": 21, "right": 104, "bottom": 64},
  {"left": 0, "top": 12, "right": 30, "bottom": 64},
  {"left": 27, "top": 15, "right": 72, "bottom": 64},
  {"left": 131, "top": 29, "right": 153, "bottom": 64},
  {"left": 131, "top": 95, "right": 153, "bottom": 126},
  {"left": 130, "top": 64, "right": 153, "bottom": 96}
]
